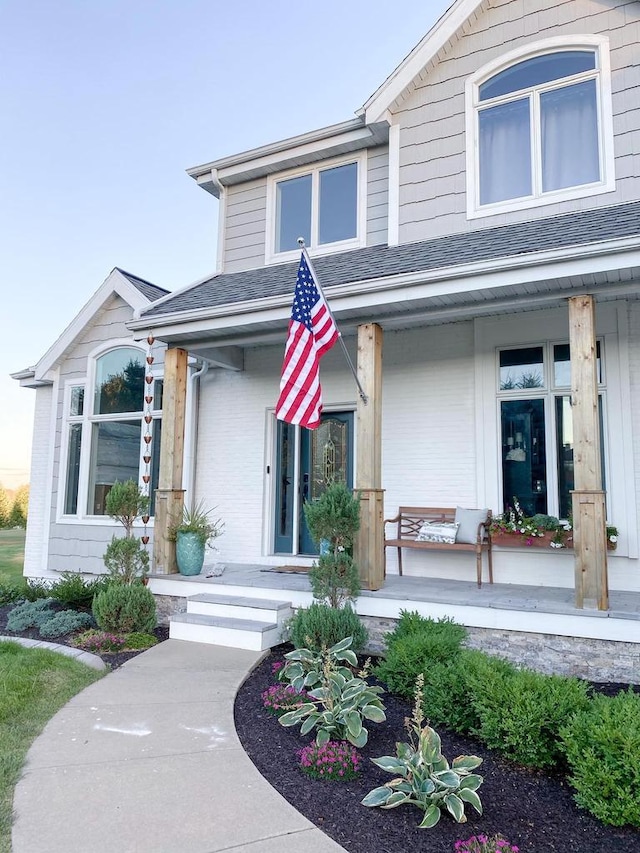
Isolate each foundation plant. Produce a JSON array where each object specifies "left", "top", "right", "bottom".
[{"left": 374, "top": 610, "right": 640, "bottom": 827}]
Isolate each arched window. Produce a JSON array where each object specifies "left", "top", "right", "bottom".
[
  {"left": 466, "top": 37, "right": 614, "bottom": 216},
  {"left": 61, "top": 345, "right": 163, "bottom": 518}
]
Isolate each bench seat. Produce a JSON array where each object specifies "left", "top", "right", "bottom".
[{"left": 384, "top": 506, "right": 493, "bottom": 587}]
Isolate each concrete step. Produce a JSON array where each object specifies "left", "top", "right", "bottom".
[
  {"left": 186, "top": 593, "right": 293, "bottom": 624},
  {"left": 169, "top": 612, "right": 286, "bottom": 651}
]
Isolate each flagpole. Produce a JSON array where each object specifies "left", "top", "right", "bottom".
[{"left": 297, "top": 238, "right": 368, "bottom": 405}]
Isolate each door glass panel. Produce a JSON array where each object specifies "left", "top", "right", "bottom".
[
  {"left": 274, "top": 421, "right": 296, "bottom": 553},
  {"left": 501, "top": 399, "right": 547, "bottom": 516},
  {"left": 310, "top": 417, "right": 349, "bottom": 500},
  {"left": 499, "top": 346, "right": 544, "bottom": 390}
]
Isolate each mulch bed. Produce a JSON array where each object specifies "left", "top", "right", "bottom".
[
  {"left": 233, "top": 644, "right": 640, "bottom": 853},
  {"left": 0, "top": 603, "right": 170, "bottom": 670}
]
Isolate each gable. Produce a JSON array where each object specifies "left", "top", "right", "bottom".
[{"left": 29, "top": 269, "right": 163, "bottom": 385}]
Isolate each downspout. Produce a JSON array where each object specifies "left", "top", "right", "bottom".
[{"left": 183, "top": 359, "right": 209, "bottom": 509}]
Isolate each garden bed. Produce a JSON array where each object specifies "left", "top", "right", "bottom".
[{"left": 234, "top": 645, "right": 640, "bottom": 853}]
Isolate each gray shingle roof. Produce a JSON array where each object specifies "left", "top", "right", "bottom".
[
  {"left": 116, "top": 268, "right": 170, "bottom": 302},
  {"left": 140, "top": 200, "right": 640, "bottom": 320}
]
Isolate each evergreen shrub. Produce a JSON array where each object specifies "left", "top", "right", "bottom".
[
  {"left": 560, "top": 688, "right": 640, "bottom": 827},
  {"left": 39, "top": 610, "right": 94, "bottom": 639},
  {"left": 288, "top": 602, "right": 367, "bottom": 652},
  {"left": 93, "top": 583, "right": 156, "bottom": 634},
  {"left": 6, "top": 599, "right": 56, "bottom": 632},
  {"left": 49, "top": 572, "right": 112, "bottom": 611},
  {"left": 374, "top": 612, "right": 467, "bottom": 698},
  {"left": 472, "top": 666, "right": 590, "bottom": 769}
]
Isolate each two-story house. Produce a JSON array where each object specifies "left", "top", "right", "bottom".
[{"left": 15, "top": 0, "right": 640, "bottom": 657}]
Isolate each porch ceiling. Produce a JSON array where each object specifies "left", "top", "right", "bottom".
[{"left": 142, "top": 264, "right": 640, "bottom": 357}]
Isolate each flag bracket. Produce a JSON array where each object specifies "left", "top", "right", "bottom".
[{"left": 298, "top": 239, "right": 368, "bottom": 405}]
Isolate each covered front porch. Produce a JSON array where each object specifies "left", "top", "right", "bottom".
[{"left": 148, "top": 562, "right": 640, "bottom": 651}]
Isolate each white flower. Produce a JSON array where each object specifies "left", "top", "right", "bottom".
[{"left": 609, "top": 535, "right": 618, "bottom": 543}]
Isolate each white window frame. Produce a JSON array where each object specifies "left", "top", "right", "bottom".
[
  {"left": 496, "top": 340, "right": 607, "bottom": 521},
  {"left": 264, "top": 152, "right": 367, "bottom": 264},
  {"left": 58, "top": 340, "right": 163, "bottom": 524},
  {"left": 465, "top": 35, "right": 615, "bottom": 219}
]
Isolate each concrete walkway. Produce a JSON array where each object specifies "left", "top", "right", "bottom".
[{"left": 11, "top": 639, "right": 347, "bottom": 853}]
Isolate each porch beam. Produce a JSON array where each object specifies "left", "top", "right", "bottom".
[
  {"left": 568, "top": 295, "right": 608, "bottom": 610},
  {"left": 153, "top": 346, "right": 188, "bottom": 574},
  {"left": 354, "top": 323, "right": 384, "bottom": 591}
]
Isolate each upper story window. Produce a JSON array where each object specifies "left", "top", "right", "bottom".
[
  {"left": 267, "top": 154, "right": 365, "bottom": 262},
  {"left": 466, "top": 36, "right": 614, "bottom": 217}
]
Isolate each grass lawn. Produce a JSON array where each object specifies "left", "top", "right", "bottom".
[
  {"left": 0, "top": 641, "right": 104, "bottom": 853},
  {"left": 0, "top": 530, "right": 26, "bottom": 587}
]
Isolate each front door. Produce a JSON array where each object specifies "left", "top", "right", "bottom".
[{"left": 274, "top": 412, "right": 354, "bottom": 555}]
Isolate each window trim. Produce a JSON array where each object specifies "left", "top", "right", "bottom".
[
  {"left": 495, "top": 339, "right": 607, "bottom": 521},
  {"left": 465, "top": 35, "right": 615, "bottom": 219},
  {"left": 58, "top": 341, "right": 162, "bottom": 524},
  {"left": 264, "top": 152, "right": 367, "bottom": 264}
]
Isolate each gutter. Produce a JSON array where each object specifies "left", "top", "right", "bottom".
[{"left": 183, "top": 359, "right": 209, "bottom": 508}]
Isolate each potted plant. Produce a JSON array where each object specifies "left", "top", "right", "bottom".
[
  {"left": 169, "top": 501, "right": 223, "bottom": 576},
  {"left": 489, "top": 498, "right": 571, "bottom": 549}
]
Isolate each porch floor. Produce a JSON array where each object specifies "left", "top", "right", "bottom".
[{"left": 149, "top": 563, "right": 640, "bottom": 641}]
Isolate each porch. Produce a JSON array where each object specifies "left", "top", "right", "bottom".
[{"left": 148, "top": 563, "right": 640, "bottom": 646}]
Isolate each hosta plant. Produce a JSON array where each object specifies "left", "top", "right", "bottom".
[
  {"left": 362, "top": 674, "right": 484, "bottom": 829},
  {"left": 278, "top": 637, "right": 386, "bottom": 747},
  {"left": 278, "top": 635, "right": 359, "bottom": 693}
]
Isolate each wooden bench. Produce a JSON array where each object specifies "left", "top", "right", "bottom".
[{"left": 383, "top": 506, "right": 493, "bottom": 587}]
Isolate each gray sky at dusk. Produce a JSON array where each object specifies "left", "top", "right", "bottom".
[{"left": 0, "top": 0, "right": 450, "bottom": 489}]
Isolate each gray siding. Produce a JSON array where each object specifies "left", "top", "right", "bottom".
[
  {"left": 48, "top": 294, "right": 163, "bottom": 575},
  {"left": 366, "top": 146, "right": 389, "bottom": 246},
  {"left": 395, "top": 0, "right": 640, "bottom": 241},
  {"left": 223, "top": 179, "right": 268, "bottom": 273}
]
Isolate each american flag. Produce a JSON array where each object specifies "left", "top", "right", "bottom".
[{"left": 275, "top": 253, "right": 338, "bottom": 429}]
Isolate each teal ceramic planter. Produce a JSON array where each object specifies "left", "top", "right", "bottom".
[{"left": 176, "top": 531, "right": 205, "bottom": 576}]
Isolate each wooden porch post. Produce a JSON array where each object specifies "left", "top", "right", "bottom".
[
  {"left": 153, "top": 347, "right": 188, "bottom": 574},
  {"left": 354, "top": 323, "right": 384, "bottom": 591},
  {"left": 568, "top": 296, "right": 608, "bottom": 610}
]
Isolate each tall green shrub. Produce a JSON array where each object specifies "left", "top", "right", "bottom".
[
  {"left": 288, "top": 602, "right": 368, "bottom": 652},
  {"left": 93, "top": 583, "right": 156, "bottom": 634},
  {"left": 303, "top": 482, "right": 361, "bottom": 608},
  {"left": 560, "top": 688, "right": 640, "bottom": 827}
]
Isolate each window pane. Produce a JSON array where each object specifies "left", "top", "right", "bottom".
[
  {"left": 553, "top": 341, "right": 602, "bottom": 387},
  {"left": 479, "top": 99, "right": 531, "bottom": 204},
  {"left": 555, "top": 394, "right": 606, "bottom": 519},
  {"left": 541, "top": 80, "right": 599, "bottom": 192},
  {"left": 153, "top": 379, "right": 163, "bottom": 411},
  {"left": 64, "top": 423, "right": 82, "bottom": 514},
  {"left": 89, "top": 420, "right": 141, "bottom": 515},
  {"left": 318, "top": 163, "right": 357, "bottom": 245},
  {"left": 276, "top": 174, "right": 311, "bottom": 253},
  {"left": 480, "top": 51, "right": 596, "bottom": 101},
  {"left": 94, "top": 348, "right": 145, "bottom": 415},
  {"left": 149, "top": 419, "right": 162, "bottom": 516},
  {"left": 499, "top": 347, "right": 544, "bottom": 390},
  {"left": 501, "top": 399, "right": 547, "bottom": 516},
  {"left": 70, "top": 386, "right": 84, "bottom": 417}
]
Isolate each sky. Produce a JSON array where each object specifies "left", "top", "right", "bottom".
[{"left": 0, "top": 0, "right": 451, "bottom": 490}]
